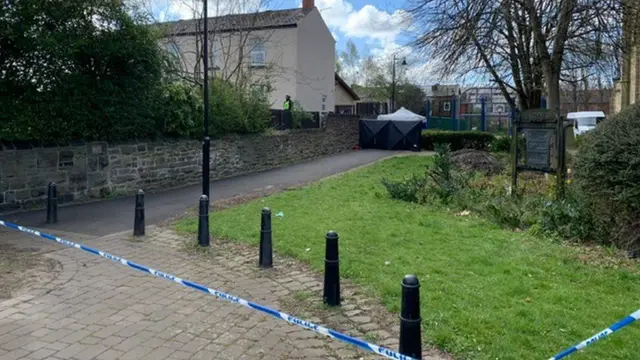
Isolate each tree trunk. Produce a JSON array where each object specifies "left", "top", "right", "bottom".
[
  {"left": 572, "top": 83, "right": 578, "bottom": 112},
  {"left": 545, "top": 71, "right": 561, "bottom": 111},
  {"left": 582, "top": 74, "right": 590, "bottom": 111}
]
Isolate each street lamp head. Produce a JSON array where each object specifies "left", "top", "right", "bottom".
[{"left": 401, "top": 58, "right": 408, "bottom": 66}]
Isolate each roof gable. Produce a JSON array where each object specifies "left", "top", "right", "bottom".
[{"left": 335, "top": 73, "right": 360, "bottom": 101}]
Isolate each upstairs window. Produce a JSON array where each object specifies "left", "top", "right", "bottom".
[
  {"left": 167, "top": 42, "right": 180, "bottom": 56},
  {"left": 210, "top": 40, "right": 221, "bottom": 70},
  {"left": 167, "top": 42, "right": 182, "bottom": 69},
  {"left": 250, "top": 37, "right": 266, "bottom": 67}
]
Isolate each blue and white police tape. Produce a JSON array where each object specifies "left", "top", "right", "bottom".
[
  {"left": 548, "top": 309, "right": 640, "bottom": 360},
  {"left": 0, "top": 220, "right": 417, "bottom": 360}
]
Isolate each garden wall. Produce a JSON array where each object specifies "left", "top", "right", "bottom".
[{"left": 0, "top": 115, "right": 359, "bottom": 212}]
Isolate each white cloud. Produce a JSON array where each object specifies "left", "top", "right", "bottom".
[
  {"left": 316, "top": 0, "right": 438, "bottom": 87},
  {"left": 331, "top": 31, "right": 340, "bottom": 42},
  {"left": 316, "top": 0, "right": 410, "bottom": 51},
  {"left": 314, "top": 0, "right": 352, "bottom": 28}
]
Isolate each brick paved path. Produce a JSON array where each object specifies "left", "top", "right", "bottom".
[{"left": 0, "top": 226, "right": 447, "bottom": 360}]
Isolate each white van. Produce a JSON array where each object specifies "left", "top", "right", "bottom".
[{"left": 566, "top": 111, "right": 605, "bottom": 136}]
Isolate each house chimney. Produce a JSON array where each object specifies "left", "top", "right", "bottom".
[{"left": 302, "top": 0, "right": 314, "bottom": 9}]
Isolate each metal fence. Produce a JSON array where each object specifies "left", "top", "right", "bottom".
[{"left": 427, "top": 97, "right": 514, "bottom": 135}]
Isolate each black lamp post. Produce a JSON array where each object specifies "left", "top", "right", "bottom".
[
  {"left": 391, "top": 54, "right": 407, "bottom": 113},
  {"left": 202, "top": 0, "right": 210, "bottom": 198}
]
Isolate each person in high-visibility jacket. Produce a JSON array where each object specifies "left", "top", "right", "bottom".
[{"left": 283, "top": 95, "right": 293, "bottom": 111}]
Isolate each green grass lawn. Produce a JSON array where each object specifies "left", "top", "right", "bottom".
[{"left": 176, "top": 156, "right": 640, "bottom": 360}]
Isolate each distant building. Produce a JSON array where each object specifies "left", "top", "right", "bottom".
[
  {"left": 459, "top": 87, "right": 516, "bottom": 115},
  {"left": 426, "top": 84, "right": 460, "bottom": 118},
  {"left": 560, "top": 89, "right": 612, "bottom": 115},
  {"left": 428, "top": 84, "right": 461, "bottom": 97}
]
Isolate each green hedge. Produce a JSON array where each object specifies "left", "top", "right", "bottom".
[
  {"left": 574, "top": 103, "right": 640, "bottom": 250},
  {"left": 421, "top": 130, "right": 495, "bottom": 151}
]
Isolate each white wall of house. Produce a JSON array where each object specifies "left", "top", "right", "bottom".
[
  {"left": 163, "top": 27, "right": 299, "bottom": 109},
  {"left": 335, "top": 81, "right": 355, "bottom": 106},
  {"left": 295, "top": 9, "right": 335, "bottom": 113},
  {"left": 241, "top": 27, "right": 299, "bottom": 109}
]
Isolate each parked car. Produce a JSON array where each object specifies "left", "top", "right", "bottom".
[{"left": 567, "top": 111, "right": 606, "bottom": 137}]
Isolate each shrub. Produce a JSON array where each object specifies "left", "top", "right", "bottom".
[
  {"left": 421, "top": 130, "right": 495, "bottom": 151},
  {"left": 573, "top": 134, "right": 586, "bottom": 150},
  {"left": 574, "top": 104, "right": 640, "bottom": 216},
  {"left": 208, "top": 78, "right": 270, "bottom": 137},
  {"left": 382, "top": 144, "right": 468, "bottom": 205},
  {"left": 158, "top": 82, "right": 204, "bottom": 138},
  {"left": 240, "top": 87, "right": 272, "bottom": 134},
  {"left": 491, "top": 135, "right": 511, "bottom": 152},
  {"left": 538, "top": 188, "right": 595, "bottom": 241},
  {"left": 155, "top": 80, "right": 270, "bottom": 140},
  {"left": 573, "top": 103, "right": 640, "bottom": 250},
  {"left": 427, "top": 145, "right": 470, "bottom": 203},
  {"left": 381, "top": 174, "right": 427, "bottom": 203},
  {"left": 482, "top": 196, "right": 528, "bottom": 229},
  {"left": 291, "top": 100, "right": 312, "bottom": 129}
]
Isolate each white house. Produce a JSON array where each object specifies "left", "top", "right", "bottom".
[{"left": 159, "top": 0, "right": 336, "bottom": 114}]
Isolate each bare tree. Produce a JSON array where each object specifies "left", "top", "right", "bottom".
[
  {"left": 152, "top": 0, "right": 286, "bottom": 91},
  {"left": 407, "top": 0, "right": 624, "bottom": 111}
]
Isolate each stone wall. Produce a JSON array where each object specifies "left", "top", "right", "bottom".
[{"left": 0, "top": 115, "right": 359, "bottom": 212}]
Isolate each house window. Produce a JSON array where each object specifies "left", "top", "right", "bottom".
[
  {"left": 210, "top": 40, "right": 221, "bottom": 70},
  {"left": 167, "top": 42, "right": 180, "bottom": 57},
  {"left": 250, "top": 37, "right": 266, "bottom": 67},
  {"left": 167, "top": 42, "right": 182, "bottom": 69},
  {"left": 443, "top": 101, "right": 451, "bottom": 112}
]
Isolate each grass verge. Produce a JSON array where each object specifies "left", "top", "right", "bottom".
[{"left": 176, "top": 156, "right": 640, "bottom": 360}]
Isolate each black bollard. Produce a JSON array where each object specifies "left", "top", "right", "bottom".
[
  {"left": 197, "top": 194, "right": 210, "bottom": 247},
  {"left": 323, "top": 231, "right": 340, "bottom": 307},
  {"left": 259, "top": 208, "right": 273, "bottom": 268},
  {"left": 399, "top": 274, "right": 422, "bottom": 359},
  {"left": 46, "top": 182, "right": 58, "bottom": 224},
  {"left": 133, "top": 189, "right": 145, "bottom": 236}
]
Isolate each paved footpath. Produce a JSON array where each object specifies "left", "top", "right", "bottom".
[
  {"left": 0, "top": 226, "right": 447, "bottom": 360},
  {"left": 4, "top": 150, "right": 393, "bottom": 236}
]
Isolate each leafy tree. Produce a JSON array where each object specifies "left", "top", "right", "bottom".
[
  {"left": 396, "top": 82, "right": 427, "bottom": 115},
  {"left": 0, "top": 0, "right": 168, "bottom": 141},
  {"left": 338, "top": 39, "right": 361, "bottom": 86}
]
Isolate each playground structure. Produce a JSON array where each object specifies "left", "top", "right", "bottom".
[{"left": 426, "top": 95, "right": 514, "bottom": 134}]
